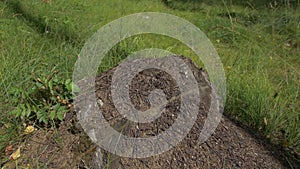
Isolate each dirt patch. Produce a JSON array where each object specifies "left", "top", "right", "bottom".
[
  {"left": 2, "top": 55, "right": 299, "bottom": 168},
  {"left": 1, "top": 111, "right": 99, "bottom": 168}
]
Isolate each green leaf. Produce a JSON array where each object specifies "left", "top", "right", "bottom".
[
  {"left": 52, "top": 77, "right": 59, "bottom": 83},
  {"left": 65, "top": 79, "right": 71, "bottom": 85},
  {"left": 21, "top": 110, "right": 26, "bottom": 117},
  {"left": 16, "top": 108, "right": 22, "bottom": 117},
  {"left": 53, "top": 104, "right": 60, "bottom": 111},
  {"left": 71, "top": 82, "right": 80, "bottom": 93},
  {"left": 37, "top": 110, "right": 48, "bottom": 124},
  {"left": 50, "top": 110, "right": 56, "bottom": 120},
  {"left": 25, "top": 103, "right": 31, "bottom": 117},
  {"left": 65, "top": 80, "right": 72, "bottom": 91},
  {"left": 21, "top": 92, "right": 26, "bottom": 99},
  {"left": 26, "top": 109, "right": 31, "bottom": 117},
  {"left": 32, "top": 105, "right": 38, "bottom": 112},
  {"left": 35, "top": 81, "right": 44, "bottom": 88},
  {"left": 42, "top": 117, "right": 48, "bottom": 124},
  {"left": 43, "top": 77, "right": 48, "bottom": 85},
  {"left": 57, "top": 106, "right": 67, "bottom": 121},
  {"left": 49, "top": 80, "right": 54, "bottom": 95},
  {"left": 57, "top": 112, "right": 64, "bottom": 121},
  {"left": 36, "top": 111, "right": 42, "bottom": 120},
  {"left": 19, "top": 104, "right": 26, "bottom": 117},
  {"left": 9, "top": 88, "right": 20, "bottom": 96}
]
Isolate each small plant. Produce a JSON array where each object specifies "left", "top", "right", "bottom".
[{"left": 9, "top": 69, "right": 79, "bottom": 124}]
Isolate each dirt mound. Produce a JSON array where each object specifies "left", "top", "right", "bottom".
[
  {"left": 3, "top": 56, "right": 299, "bottom": 168},
  {"left": 93, "top": 56, "right": 291, "bottom": 169}
]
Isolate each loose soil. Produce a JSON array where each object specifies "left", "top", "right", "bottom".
[{"left": 2, "top": 56, "right": 299, "bottom": 168}]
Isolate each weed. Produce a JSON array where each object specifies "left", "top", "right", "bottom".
[{"left": 8, "top": 68, "right": 79, "bottom": 125}]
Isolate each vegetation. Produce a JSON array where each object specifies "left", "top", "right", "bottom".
[
  {"left": 8, "top": 68, "right": 78, "bottom": 124},
  {"left": 0, "top": 0, "right": 299, "bottom": 165}
]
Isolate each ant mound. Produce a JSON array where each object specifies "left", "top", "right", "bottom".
[
  {"left": 90, "top": 56, "right": 295, "bottom": 168},
  {"left": 5, "top": 56, "right": 298, "bottom": 168}
]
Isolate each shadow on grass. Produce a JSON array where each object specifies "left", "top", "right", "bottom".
[{"left": 4, "top": 0, "right": 81, "bottom": 47}]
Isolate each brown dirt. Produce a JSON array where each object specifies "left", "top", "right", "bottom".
[{"left": 2, "top": 55, "right": 299, "bottom": 168}]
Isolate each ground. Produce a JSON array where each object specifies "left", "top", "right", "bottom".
[{"left": 2, "top": 56, "right": 299, "bottom": 168}]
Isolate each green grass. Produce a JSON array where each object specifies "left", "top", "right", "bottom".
[{"left": 0, "top": 0, "right": 299, "bottom": 165}]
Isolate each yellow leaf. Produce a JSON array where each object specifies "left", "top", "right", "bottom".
[
  {"left": 26, "top": 163, "right": 31, "bottom": 169},
  {"left": 24, "top": 125, "right": 35, "bottom": 134},
  {"left": 10, "top": 147, "right": 21, "bottom": 160},
  {"left": 263, "top": 117, "right": 268, "bottom": 126}
]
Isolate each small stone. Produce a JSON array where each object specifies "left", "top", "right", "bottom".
[{"left": 97, "top": 99, "right": 104, "bottom": 106}]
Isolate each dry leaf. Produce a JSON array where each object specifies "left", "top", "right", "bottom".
[
  {"left": 263, "top": 117, "right": 268, "bottom": 126},
  {"left": 61, "top": 99, "right": 68, "bottom": 104},
  {"left": 24, "top": 125, "right": 35, "bottom": 134},
  {"left": 5, "top": 145, "right": 13, "bottom": 156},
  {"left": 4, "top": 123, "right": 11, "bottom": 128},
  {"left": 10, "top": 147, "right": 21, "bottom": 160},
  {"left": 26, "top": 163, "right": 32, "bottom": 169}
]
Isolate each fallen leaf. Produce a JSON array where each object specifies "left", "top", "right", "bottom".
[
  {"left": 24, "top": 125, "right": 35, "bottom": 134},
  {"left": 263, "top": 117, "right": 268, "bottom": 126},
  {"left": 60, "top": 99, "right": 68, "bottom": 104},
  {"left": 10, "top": 147, "right": 21, "bottom": 160},
  {"left": 26, "top": 163, "right": 31, "bottom": 169},
  {"left": 4, "top": 123, "right": 11, "bottom": 128},
  {"left": 5, "top": 145, "right": 13, "bottom": 156}
]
